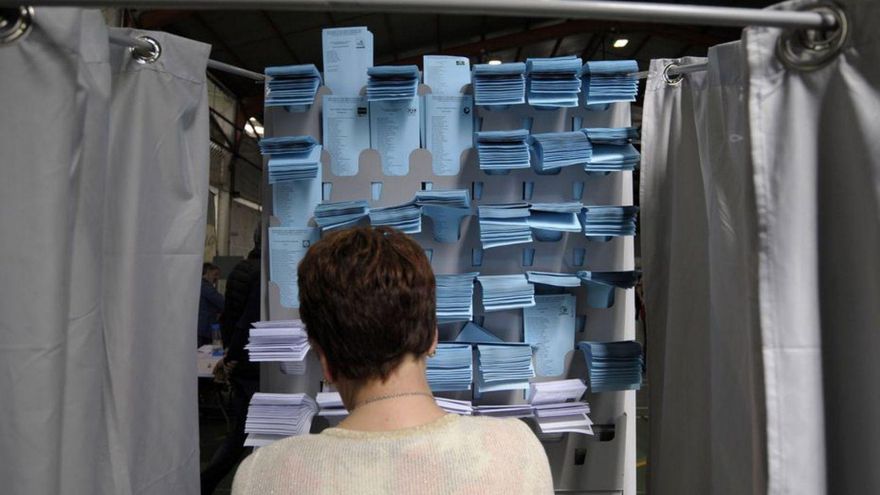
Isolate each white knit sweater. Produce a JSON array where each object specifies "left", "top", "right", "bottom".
[{"left": 231, "top": 414, "right": 554, "bottom": 494}]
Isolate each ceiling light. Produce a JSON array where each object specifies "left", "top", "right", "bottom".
[
  {"left": 233, "top": 196, "right": 262, "bottom": 212},
  {"left": 244, "top": 117, "right": 264, "bottom": 138},
  {"left": 487, "top": 59, "right": 502, "bottom": 65},
  {"left": 612, "top": 38, "right": 629, "bottom": 49}
]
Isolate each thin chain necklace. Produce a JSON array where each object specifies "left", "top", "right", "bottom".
[{"left": 353, "top": 391, "right": 434, "bottom": 410}]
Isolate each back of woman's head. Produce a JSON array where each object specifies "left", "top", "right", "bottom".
[{"left": 297, "top": 226, "right": 436, "bottom": 382}]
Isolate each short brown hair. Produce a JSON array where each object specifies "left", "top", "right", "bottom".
[{"left": 297, "top": 226, "right": 436, "bottom": 381}]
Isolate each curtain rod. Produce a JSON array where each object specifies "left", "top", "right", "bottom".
[{"left": 5, "top": 0, "right": 837, "bottom": 29}]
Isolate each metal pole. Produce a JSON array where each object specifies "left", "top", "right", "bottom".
[{"left": 6, "top": 0, "right": 837, "bottom": 29}]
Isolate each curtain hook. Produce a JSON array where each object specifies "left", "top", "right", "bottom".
[
  {"left": 662, "top": 63, "right": 683, "bottom": 87},
  {"left": 130, "top": 35, "right": 161, "bottom": 64},
  {"left": 0, "top": 6, "right": 34, "bottom": 45},
  {"left": 776, "top": 2, "right": 849, "bottom": 71}
]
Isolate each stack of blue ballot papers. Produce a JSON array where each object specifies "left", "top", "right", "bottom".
[
  {"left": 478, "top": 274, "right": 536, "bottom": 311},
  {"left": 583, "top": 127, "right": 640, "bottom": 172},
  {"left": 579, "top": 205, "right": 638, "bottom": 238},
  {"left": 366, "top": 65, "right": 420, "bottom": 101},
  {"left": 368, "top": 202, "right": 422, "bottom": 234},
  {"left": 415, "top": 189, "right": 472, "bottom": 243},
  {"left": 426, "top": 343, "right": 474, "bottom": 392},
  {"left": 529, "top": 131, "right": 592, "bottom": 171},
  {"left": 577, "top": 270, "right": 641, "bottom": 308},
  {"left": 478, "top": 202, "right": 533, "bottom": 249},
  {"left": 526, "top": 56, "right": 583, "bottom": 108},
  {"left": 414, "top": 189, "right": 471, "bottom": 208},
  {"left": 582, "top": 60, "right": 639, "bottom": 106},
  {"left": 313, "top": 200, "right": 370, "bottom": 231},
  {"left": 475, "top": 343, "right": 536, "bottom": 394},
  {"left": 526, "top": 271, "right": 583, "bottom": 287},
  {"left": 577, "top": 341, "right": 643, "bottom": 392},
  {"left": 264, "top": 64, "right": 322, "bottom": 108},
  {"left": 435, "top": 272, "right": 478, "bottom": 323},
  {"left": 259, "top": 136, "right": 322, "bottom": 184},
  {"left": 472, "top": 62, "right": 526, "bottom": 106},
  {"left": 528, "top": 202, "right": 584, "bottom": 241},
  {"left": 243, "top": 393, "right": 318, "bottom": 447},
  {"left": 474, "top": 129, "right": 531, "bottom": 171}
]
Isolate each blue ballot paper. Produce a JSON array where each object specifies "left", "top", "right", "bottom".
[
  {"left": 264, "top": 64, "right": 322, "bottom": 109},
  {"left": 322, "top": 96, "right": 370, "bottom": 177},
  {"left": 416, "top": 189, "right": 472, "bottom": 242},
  {"left": 369, "top": 97, "right": 420, "bottom": 176},
  {"left": 526, "top": 271, "right": 583, "bottom": 287},
  {"left": 272, "top": 165, "right": 322, "bottom": 228},
  {"left": 436, "top": 272, "right": 479, "bottom": 323},
  {"left": 526, "top": 56, "right": 583, "bottom": 108},
  {"left": 475, "top": 343, "right": 536, "bottom": 394},
  {"left": 455, "top": 321, "right": 504, "bottom": 344},
  {"left": 576, "top": 270, "right": 641, "bottom": 308},
  {"left": 529, "top": 131, "right": 592, "bottom": 171},
  {"left": 474, "top": 129, "right": 531, "bottom": 171},
  {"left": 322, "top": 27, "right": 373, "bottom": 97},
  {"left": 313, "top": 200, "right": 370, "bottom": 231},
  {"left": 268, "top": 227, "right": 319, "bottom": 308},
  {"left": 478, "top": 274, "right": 536, "bottom": 311},
  {"left": 583, "top": 60, "right": 639, "bottom": 106},
  {"left": 367, "top": 65, "right": 421, "bottom": 101},
  {"left": 579, "top": 205, "right": 639, "bottom": 239},
  {"left": 577, "top": 340, "right": 643, "bottom": 392},
  {"left": 426, "top": 343, "right": 474, "bottom": 392},
  {"left": 524, "top": 294, "right": 576, "bottom": 377},
  {"left": 584, "top": 127, "right": 640, "bottom": 145},
  {"left": 414, "top": 189, "right": 471, "bottom": 208},
  {"left": 423, "top": 55, "right": 471, "bottom": 95},
  {"left": 424, "top": 95, "right": 473, "bottom": 176},
  {"left": 528, "top": 202, "right": 584, "bottom": 241},
  {"left": 368, "top": 202, "right": 422, "bottom": 234},
  {"left": 478, "top": 202, "right": 533, "bottom": 249},
  {"left": 259, "top": 136, "right": 322, "bottom": 184},
  {"left": 584, "top": 143, "right": 641, "bottom": 172},
  {"left": 472, "top": 62, "right": 526, "bottom": 106}
]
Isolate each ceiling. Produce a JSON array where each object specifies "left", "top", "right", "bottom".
[{"left": 129, "top": 1, "right": 775, "bottom": 117}]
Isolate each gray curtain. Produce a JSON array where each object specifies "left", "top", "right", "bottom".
[
  {"left": 642, "top": 0, "right": 880, "bottom": 493},
  {"left": 0, "top": 9, "right": 209, "bottom": 495}
]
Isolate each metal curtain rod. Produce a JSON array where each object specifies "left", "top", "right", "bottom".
[
  {"left": 3, "top": 0, "right": 837, "bottom": 30},
  {"left": 107, "top": 31, "right": 266, "bottom": 80}
]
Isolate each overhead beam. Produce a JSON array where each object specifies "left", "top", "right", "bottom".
[{"left": 261, "top": 11, "right": 302, "bottom": 64}]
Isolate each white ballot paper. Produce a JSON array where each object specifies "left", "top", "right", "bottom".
[
  {"left": 322, "top": 96, "right": 370, "bottom": 176},
  {"left": 423, "top": 55, "right": 471, "bottom": 95},
  {"left": 524, "top": 294, "right": 576, "bottom": 376},
  {"left": 369, "top": 97, "right": 420, "bottom": 176},
  {"left": 272, "top": 165, "right": 322, "bottom": 228},
  {"left": 425, "top": 95, "right": 473, "bottom": 176},
  {"left": 322, "top": 27, "right": 373, "bottom": 96},
  {"left": 269, "top": 227, "right": 319, "bottom": 308}
]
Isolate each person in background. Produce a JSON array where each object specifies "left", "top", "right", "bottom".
[
  {"left": 231, "top": 227, "right": 554, "bottom": 495},
  {"left": 197, "top": 263, "right": 224, "bottom": 347},
  {"left": 201, "top": 228, "right": 262, "bottom": 495}
]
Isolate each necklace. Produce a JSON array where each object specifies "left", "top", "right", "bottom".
[{"left": 354, "top": 391, "right": 435, "bottom": 410}]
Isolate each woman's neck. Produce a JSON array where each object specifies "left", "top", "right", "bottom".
[{"left": 335, "top": 356, "right": 446, "bottom": 432}]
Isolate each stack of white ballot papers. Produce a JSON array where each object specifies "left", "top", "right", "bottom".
[
  {"left": 426, "top": 343, "right": 473, "bottom": 392},
  {"left": 583, "top": 127, "right": 640, "bottom": 172},
  {"left": 368, "top": 202, "right": 422, "bottom": 234},
  {"left": 316, "top": 392, "right": 347, "bottom": 417},
  {"left": 245, "top": 320, "right": 310, "bottom": 362},
  {"left": 474, "top": 130, "right": 531, "bottom": 171},
  {"left": 436, "top": 397, "right": 474, "bottom": 415},
  {"left": 244, "top": 393, "right": 318, "bottom": 447},
  {"left": 264, "top": 64, "right": 322, "bottom": 108},
  {"left": 526, "top": 56, "right": 583, "bottom": 108},
  {"left": 366, "top": 65, "right": 420, "bottom": 101},
  {"left": 313, "top": 200, "right": 370, "bottom": 231},
  {"left": 475, "top": 343, "right": 535, "bottom": 394},
  {"left": 579, "top": 205, "right": 639, "bottom": 238},
  {"left": 582, "top": 60, "right": 639, "bottom": 106},
  {"left": 478, "top": 202, "right": 533, "bottom": 249},
  {"left": 528, "top": 202, "right": 584, "bottom": 241},
  {"left": 435, "top": 272, "right": 478, "bottom": 323},
  {"left": 525, "top": 271, "right": 583, "bottom": 287},
  {"left": 478, "top": 274, "right": 536, "bottom": 312},
  {"left": 529, "top": 131, "right": 593, "bottom": 172},
  {"left": 259, "top": 136, "right": 322, "bottom": 184},
  {"left": 473, "top": 403, "right": 534, "bottom": 418},
  {"left": 471, "top": 62, "right": 526, "bottom": 106},
  {"left": 530, "top": 379, "right": 593, "bottom": 435}
]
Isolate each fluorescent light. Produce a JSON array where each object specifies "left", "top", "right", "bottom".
[
  {"left": 233, "top": 196, "right": 262, "bottom": 212},
  {"left": 487, "top": 59, "right": 502, "bottom": 65},
  {"left": 244, "top": 116, "right": 264, "bottom": 138},
  {"left": 612, "top": 38, "right": 629, "bottom": 49}
]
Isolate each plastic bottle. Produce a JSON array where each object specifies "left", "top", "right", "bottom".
[{"left": 211, "top": 323, "right": 222, "bottom": 355}]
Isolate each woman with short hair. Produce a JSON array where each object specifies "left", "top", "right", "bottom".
[{"left": 232, "top": 226, "right": 553, "bottom": 494}]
